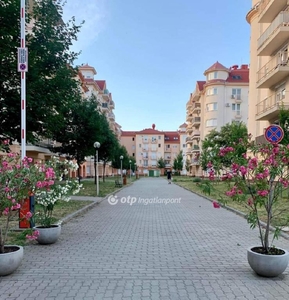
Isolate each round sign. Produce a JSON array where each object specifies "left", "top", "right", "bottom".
[
  {"left": 264, "top": 125, "right": 284, "bottom": 144},
  {"left": 19, "top": 63, "right": 26, "bottom": 71}
]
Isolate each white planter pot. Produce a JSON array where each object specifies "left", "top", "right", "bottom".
[
  {"left": 35, "top": 225, "right": 61, "bottom": 245},
  {"left": 0, "top": 245, "right": 23, "bottom": 276},
  {"left": 247, "top": 246, "right": 289, "bottom": 277}
]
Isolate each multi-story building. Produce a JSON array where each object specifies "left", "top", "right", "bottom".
[
  {"left": 246, "top": 0, "right": 289, "bottom": 142},
  {"left": 186, "top": 62, "right": 249, "bottom": 176},
  {"left": 121, "top": 124, "right": 186, "bottom": 175}
]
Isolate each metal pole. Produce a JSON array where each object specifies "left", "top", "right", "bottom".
[
  {"left": 20, "top": 0, "right": 26, "bottom": 159},
  {"left": 130, "top": 163, "right": 131, "bottom": 180},
  {"left": 94, "top": 153, "right": 96, "bottom": 184},
  {"left": 96, "top": 150, "right": 99, "bottom": 196},
  {"left": 121, "top": 160, "right": 123, "bottom": 180}
]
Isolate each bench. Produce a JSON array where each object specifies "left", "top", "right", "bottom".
[{"left": 115, "top": 180, "right": 123, "bottom": 188}]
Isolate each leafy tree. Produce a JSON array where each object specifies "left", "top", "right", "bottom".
[
  {"left": 185, "top": 159, "right": 190, "bottom": 172},
  {"left": 200, "top": 122, "right": 248, "bottom": 171},
  {"left": 279, "top": 105, "right": 289, "bottom": 145},
  {"left": 111, "top": 145, "right": 129, "bottom": 171},
  {"left": 51, "top": 98, "right": 109, "bottom": 179},
  {"left": 173, "top": 151, "right": 183, "bottom": 174},
  {"left": 157, "top": 157, "right": 165, "bottom": 169},
  {"left": 0, "top": 0, "right": 82, "bottom": 144}
]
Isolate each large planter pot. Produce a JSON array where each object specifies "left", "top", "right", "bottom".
[
  {"left": 35, "top": 224, "right": 61, "bottom": 245},
  {"left": 247, "top": 246, "right": 289, "bottom": 277},
  {"left": 0, "top": 245, "right": 23, "bottom": 276}
]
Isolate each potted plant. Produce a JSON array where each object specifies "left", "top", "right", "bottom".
[
  {"left": 200, "top": 136, "right": 289, "bottom": 277},
  {"left": 34, "top": 156, "right": 81, "bottom": 244},
  {"left": 0, "top": 143, "right": 53, "bottom": 275}
]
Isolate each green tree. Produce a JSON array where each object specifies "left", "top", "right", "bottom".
[
  {"left": 0, "top": 0, "right": 82, "bottom": 144},
  {"left": 157, "top": 157, "right": 165, "bottom": 169},
  {"left": 279, "top": 105, "right": 289, "bottom": 145},
  {"left": 173, "top": 151, "right": 183, "bottom": 174},
  {"left": 200, "top": 122, "right": 248, "bottom": 171},
  {"left": 185, "top": 159, "right": 190, "bottom": 172}
]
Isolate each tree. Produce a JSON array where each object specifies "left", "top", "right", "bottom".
[
  {"left": 279, "top": 105, "right": 289, "bottom": 145},
  {"left": 185, "top": 159, "right": 190, "bottom": 172},
  {"left": 111, "top": 145, "right": 129, "bottom": 172},
  {"left": 0, "top": 0, "right": 83, "bottom": 144},
  {"left": 173, "top": 151, "right": 183, "bottom": 174},
  {"left": 157, "top": 157, "right": 165, "bottom": 169},
  {"left": 200, "top": 122, "right": 248, "bottom": 171},
  {"left": 51, "top": 98, "right": 109, "bottom": 179}
]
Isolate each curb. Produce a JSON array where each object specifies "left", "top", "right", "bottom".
[{"left": 175, "top": 183, "right": 289, "bottom": 241}]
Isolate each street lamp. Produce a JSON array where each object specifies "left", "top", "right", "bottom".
[
  {"left": 134, "top": 163, "right": 137, "bottom": 178},
  {"left": 94, "top": 142, "right": 100, "bottom": 196},
  {"left": 129, "top": 160, "right": 132, "bottom": 180},
  {"left": 120, "top": 155, "right": 123, "bottom": 179}
]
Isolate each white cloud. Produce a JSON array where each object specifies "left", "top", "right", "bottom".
[{"left": 62, "top": 0, "right": 107, "bottom": 52}]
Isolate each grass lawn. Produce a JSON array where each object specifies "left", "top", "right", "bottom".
[{"left": 174, "top": 176, "right": 289, "bottom": 228}]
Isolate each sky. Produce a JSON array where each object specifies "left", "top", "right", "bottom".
[{"left": 63, "top": 0, "right": 252, "bottom": 132}]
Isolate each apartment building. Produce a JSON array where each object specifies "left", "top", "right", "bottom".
[
  {"left": 121, "top": 124, "right": 186, "bottom": 175},
  {"left": 186, "top": 62, "right": 249, "bottom": 176},
  {"left": 246, "top": 0, "right": 289, "bottom": 142}
]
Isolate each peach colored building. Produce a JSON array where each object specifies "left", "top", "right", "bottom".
[
  {"left": 121, "top": 124, "right": 186, "bottom": 175},
  {"left": 246, "top": 0, "right": 289, "bottom": 142},
  {"left": 186, "top": 62, "right": 249, "bottom": 176}
]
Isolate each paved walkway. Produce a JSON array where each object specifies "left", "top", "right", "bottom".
[{"left": 1, "top": 178, "right": 289, "bottom": 300}]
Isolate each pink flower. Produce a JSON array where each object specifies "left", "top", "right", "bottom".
[
  {"left": 247, "top": 198, "right": 253, "bottom": 206},
  {"left": 213, "top": 201, "right": 220, "bottom": 208},
  {"left": 11, "top": 203, "right": 21, "bottom": 210},
  {"left": 207, "top": 161, "right": 213, "bottom": 168},
  {"left": 26, "top": 212, "right": 33, "bottom": 219},
  {"left": 239, "top": 166, "right": 247, "bottom": 176},
  {"left": 257, "top": 190, "right": 269, "bottom": 197},
  {"left": 3, "top": 208, "right": 9, "bottom": 215},
  {"left": 26, "top": 230, "right": 39, "bottom": 241}
]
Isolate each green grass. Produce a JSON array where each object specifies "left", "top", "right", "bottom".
[{"left": 175, "top": 176, "right": 289, "bottom": 228}]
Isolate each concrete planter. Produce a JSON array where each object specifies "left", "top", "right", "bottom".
[
  {"left": 0, "top": 245, "right": 23, "bottom": 276},
  {"left": 35, "top": 224, "right": 61, "bottom": 245},
  {"left": 247, "top": 246, "right": 289, "bottom": 277}
]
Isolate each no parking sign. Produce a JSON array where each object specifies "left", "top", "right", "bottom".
[{"left": 264, "top": 125, "right": 284, "bottom": 144}]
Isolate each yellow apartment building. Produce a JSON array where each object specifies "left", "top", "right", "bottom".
[
  {"left": 246, "top": 0, "right": 289, "bottom": 141},
  {"left": 186, "top": 62, "right": 249, "bottom": 176}
]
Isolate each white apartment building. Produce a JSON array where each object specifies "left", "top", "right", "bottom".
[{"left": 186, "top": 62, "right": 249, "bottom": 176}]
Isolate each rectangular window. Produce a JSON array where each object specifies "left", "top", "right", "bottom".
[
  {"left": 206, "top": 103, "right": 218, "bottom": 111},
  {"left": 207, "top": 88, "right": 218, "bottom": 96},
  {"left": 158, "top": 144, "right": 161, "bottom": 147},
  {"left": 143, "top": 160, "right": 148, "bottom": 166},
  {"left": 132, "top": 137, "right": 134, "bottom": 141},
  {"left": 139, "top": 144, "right": 141, "bottom": 148},
  {"left": 232, "top": 103, "right": 241, "bottom": 111},
  {"left": 132, "top": 153, "right": 135, "bottom": 156},
  {"left": 205, "top": 119, "right": 217, "bottom": 127},
  {"left": 232, "top": 88, "right": 241, "bottom": 100},
  {"left": 276, "top": 84, "right": 286, "bottom": 102}
]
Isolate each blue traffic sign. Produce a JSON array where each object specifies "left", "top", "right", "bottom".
[{"left": 264, "top": 125, "right": 284, "bottom": 144}]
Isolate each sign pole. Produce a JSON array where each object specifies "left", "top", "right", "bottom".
[{"left": 20, "top": 0, "right": 27, "bottom": 160}]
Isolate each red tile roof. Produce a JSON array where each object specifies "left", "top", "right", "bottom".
[
  {"left": 121, "top": 131, "right": 137, "bottom": 136},
  {"left": 197, "top": 81, "right": 206, "bottom": 91},
  {"left": 226, "top": 66, "right": 249, "bottom": 83},
  {"left": 95, "top": 80, "right": 106, "bottom": 91},
  {"left": 204, "top": 61, "right": 229, "bottom": 75},
  {"left": 138, "top": 128, "right": 164, "bottom": 134},
  {"left": 164, "top": 132, "right": 180, "bottom": 143},
  {"left": 179, "top": 123, "right": 187, "bottom": 128}
]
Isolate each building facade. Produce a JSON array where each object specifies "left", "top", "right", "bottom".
[
  {"left": 186, "top": 62, "right": 249, "bottom": 176},
  {"left": 246, "top": 0, "right": 289, "bottom": 142}
]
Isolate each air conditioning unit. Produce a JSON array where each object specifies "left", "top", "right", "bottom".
[{"left": 225, "top": 103, "right": 230, "bottom": 107}]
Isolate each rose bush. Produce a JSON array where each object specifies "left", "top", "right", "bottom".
[{"left": 200, "top": 136, "right": 289, "bottom": 254}]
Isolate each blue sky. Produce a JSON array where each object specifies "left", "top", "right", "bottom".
[{"left": 63, "top": 0, "right": 252, "bottom": 131}]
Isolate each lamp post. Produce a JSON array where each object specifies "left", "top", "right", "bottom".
[
  {"left": 129, "top": 160, "right": 132, "bottom": 180},
  {"left": 120, "top": 155, "right": 123, "bottom": 180},
  {"left": 94, "top": 142, "right": 100, "bottom": 196},
  {"left": 134, "top": 163, "right": 137, "bottom": 178}
]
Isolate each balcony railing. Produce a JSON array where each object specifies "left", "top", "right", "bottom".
[
  {"left": 256, "top": 92, "right": 289, "bottom": 120},
  {"left": 256, "top": 54, "right": 289, "bottom": 88},
  {"left": 192, "top": 103, "right": 201, "bottom": 114},
  {"left": 191, "top": 159, "right": 200, "bottom": 166},
  {"left": 192, "top": 117, "right": 201, "bottom": 127},
  {"left": 257, "top": 11, "right": 289, "bottom": 55}
]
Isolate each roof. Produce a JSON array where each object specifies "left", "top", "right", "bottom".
[
  {"left": 179, "top": 123, "right": 187, "bottom": 128},
  {"left": 121, "top": 131, "right": 137, "bottom": 137},
  {"left": 79, "top": 64, "right": 97, "bottom": 75},
  {"left": 226, "top": 66, "right": 249, "bottom": 83},
  {"left": 164, "top": 132, "right": 180, "bottom": 143},
  {"left": 95, "top": 80, "right": 106, "bottom": 91},
  {"left": 138, "top": 128, "right": 164, "bottom": 134},
  {"left": 204, "top": 61, "right": 229, "bottom": 75},
  {"left": 197, "top": 81, "right": 206, "bottom": 91}
]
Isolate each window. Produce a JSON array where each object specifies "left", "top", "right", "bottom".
[
  {"left": 151, "top": 160, "right": 157, "bottom": 167},
  {"left": 151, "top": 136, "right": 157, "bottom": 142},
  {"left": 232, "top": 88, "right": 241, "bottom": 100},
  {"left": 232, "top": 104, "right": 241, "bottom": 116},
  {"left": 139, "top": 144, "right": 141, "bottom": 148},
  {"left": 206, "top": 88, "right": 218, "bottom": 96},
  {"left": 205, "top": 119, "right": 217, "bottom": 127},
  {"left": 132, "top": 137, "right": 134, "bottom": 141},
  {"left": 143, "top": 160, "right": 148, "bottom": 166},
  {"left": 183, "top": 144, "right": 186, "bottom": 148},
  {"left": 166, "top": 145, "right": 170, "bottom": 148},
  {"left": 275, "top": 84, "right": 286, "bottom": 102},
  {"left": 158, "top": 144, "right": 161, "bottom": 147},
  {"left": 151, "top": 153, "right": 156, "bottom": 160},
  {"left": 208, "top": 71, "right": 218, "bottom": 80},
  {"left": 158, "top": 136, "right": 161, "bottom": 140},
  {"left": 132, "top": 145, "right": 135, "bottom": 150},
  {"left": 206, "top": 103, "right": 218, "bottom": 111},
  {"left": 232, "top": 75, "right": 242, "bottom": 80}
]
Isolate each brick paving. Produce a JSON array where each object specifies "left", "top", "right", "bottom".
[{"left": 1, "top": 178, "right": 289, "bottom": 299}]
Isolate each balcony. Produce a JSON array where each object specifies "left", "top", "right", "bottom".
[
  {"left": 192, "top": 144, "right": 200, "bottom": 152},
  {"left": 109, "top": 100, "right": 115, "bottom": 109},
  {"left": 192, "top": 103, "right": 201, "bottom": 114},
  {"left": 186, "top": 114, "right": 193, "bottom": 121},
  {"left": 108, "top": 112, "right": 115, "bottom": 120},
  {"left": 192, "top": 130, "right": 200, "bottom": 139},
  {"left": 257, "top": 12, "right": 289, "bottom": 56},
  {"left": 231, "top": 94, "right": 242, "bottom": 103},
  {"left": 256, "top": 55, "right": 289, "bottom": 88},
  {"left": 258, "top": 0, "right": 288, "bottom": 23},
  {"left": 186, "top": 136, "right": 193, "bottom": 144},
  {"left": 192, "top": 117, "right": 201, "bottom": 127},
  {"left": 256, "top": 93, "right": 289, "bottom": 121},
  {"left": 102, "top": 102, "right": 109, "bottom": 110},
  {"left": 234, "top": 111, "right": 242, "bottom": 119},
  {"left": 191, "top": 159, "right": 200, "bottom": 166},
  {"left": 186, "top": 125, "right": 193, "bottom": 132},
  {"left": 186, "top": 100, "right": 192, "bottom": 109}
]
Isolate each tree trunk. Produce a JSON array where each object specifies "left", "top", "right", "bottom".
[{"left": 103, "top": 161, "right": 106, "bottom": 182}]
